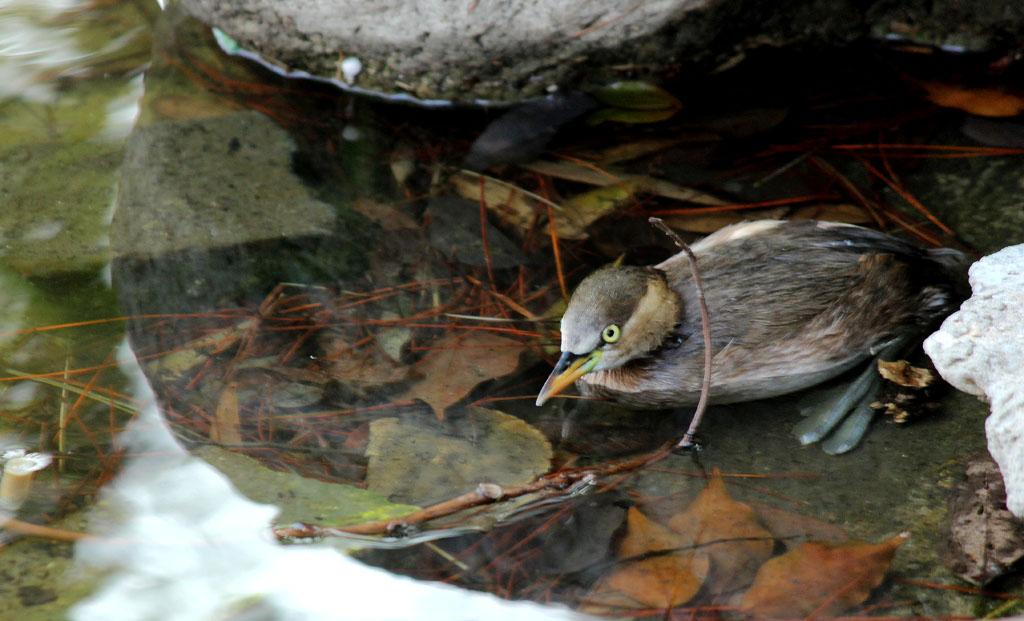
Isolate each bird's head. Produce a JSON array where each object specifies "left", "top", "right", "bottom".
[{"left": 535, "top": 266, "right": 681, "bottom": 405}]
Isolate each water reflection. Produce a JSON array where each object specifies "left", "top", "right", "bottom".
[
  {"left": 1, "top": 0, "right": 1022, "bottom": 617},
  {"left": 72, "top": 343, "right": 580, "bottom": 621}
]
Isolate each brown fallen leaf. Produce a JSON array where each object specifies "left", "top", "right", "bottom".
[
  {"left": 877, "top": 359, "right": 934, "bottom": 388},
  {"left": 326, "top": 337, "right": 412, "bottom": 386},
  {"left": 920, "top": 80, "right": 1024, "bottom": 117},
  {"left": 458, "top": 167, "right": 637, "bottom": 241},
  {"left": 350, "top": 198, "right": 419, "bottom": 231},
  {"left": 398, "top": 331, "right": 524, "bottom": 419},
  {"left": 739, "top": 533, "right": 907, "bottom": 618},
  {"left": 145, "top": 319, "right": 256, "bottom": 384},
  {"left": 943, "top": 452, "right": 1024, "bottom": 585},
  {"left": 211, "top": 382, "right": 242, "bottom": 443},
  {"left": 523, "top": 160, "right": 727, "bottom": 205},
  {"left": 449, "top": 172, "right": 540, "bottom": 237},
  {"left": 586, "top": 507, "right": 709, "bottom": 611},
  {"left": 747, "top": 500, "right": 848, "bottom": 550},
  {"left": 667, "top": 469, "right": 774, "bottom": 593},
  {"left": 553, "top": 180, "right": 641, "bottom": 240}
]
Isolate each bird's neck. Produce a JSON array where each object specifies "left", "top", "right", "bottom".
[{"left": 621, "top": 270, "right": 682, "bottom": 357}]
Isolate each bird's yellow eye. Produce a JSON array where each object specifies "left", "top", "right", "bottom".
[{"left": 602, "top": 324, "right": 621, "bottom": 343}]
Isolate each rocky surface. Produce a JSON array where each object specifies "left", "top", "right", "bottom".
[
  {"left": 924, "top": 244, "right": 1024, "bottom": 516},
  {"left": 112, "top": 110, "right": 336, "bottom": 257},
  {"left": 178, "top": 0, "right": 1024, "bottom": 103}
]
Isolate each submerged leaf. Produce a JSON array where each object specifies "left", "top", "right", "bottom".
[
  {"left": 210, "top": 382, "right": 242, "bottom": 443},
  {"left": 587, "top": 507, "right": 709, "bottom": 610},
  {"left": 920, "top": 80, "right": 1024, "bottom": 117},
  {"left": 195, "top": 446, "right": 418, "bottom": 527},
  {"left": 449, "top": 172, "right": 539, "bottom": 236},
  {"left": 365, "top": 407, "right": 552, "bottom": 506},
  {"left": 398, "top": 331, "right": 524, "bottom": 419},
  {"left": 587, "top": 107, "right": 679, "bottom": 125},
  {"left": 944, "top": 452, "right": 1024, "bottom": 585},
  {"left": 588, "top": 82, "right": 682, "bottom": 125},
  {"left": 327, "top": 336, "right": 412, "bottom": 385},
  {"left": 552, "top": 180, "right": 641, "bottom": 239},
  {"left": 604, "top": 553, "right": 707, "bottom": 609},
  {"left": 748, "top": 500, "right": 848, "bottom": 550},
  {"left": 592, "top": 81, "right": 682, "bottom": 111},
  {"left": 740, "top": 533, "right": 907, "bottom": 617},
  {"left": 463, "top": 92, "right": 597, "bottom": 170},
  {"left": 667, "top": 469, "right": 774, "bottom": 593}
]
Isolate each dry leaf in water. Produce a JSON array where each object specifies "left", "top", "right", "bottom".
[
  {"left": 667, "top": 469, "right": 774, "bottom": 593},
  {"left": 920, "top": 80, "right": 1024, "bottom": 117},
  {"left": 587, "top": 507, "right": 709, "bottom": 611},
  {"left": 449, "top": 172, "right": 539, "bottom": 236},
  {"left": 944, "top": 452, "right": 1024, "bottom": 585},
  {"left": 350, "top": 198, "right": 419, "bottom": 231},
  {"left": 365, "top": 407, "right": 552, "bottom": 506},
  {"left": 748, "top": 500, "right": 848, "bottom": 550},
  {"left": 399, "top": 331, "right": 524, "bottom": 419},
  {"left": 740, "top": 533, "right": 907, "bottom": 617},
  {"left": 326, "top": 337, "right": 412, "bottom": 386},
  {"left": 210, "top": 382, "right": 242, "bottom": 443},
  {"left": 553, "top": 181, "right": 641, "bottom": 240}
]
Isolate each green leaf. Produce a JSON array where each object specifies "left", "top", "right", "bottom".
[
  {"left": 586, "top": 107, "right": 680, "bottom": 125},
  {"left": 592, "top": 81, "right": 682, "bottom": 110}
]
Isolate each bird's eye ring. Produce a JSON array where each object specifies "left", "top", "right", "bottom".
[{"left": 602, "top": 324, "right": 621, "bottom": 343}]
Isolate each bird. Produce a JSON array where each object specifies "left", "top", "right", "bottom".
[{"left": 534, "top": 219, "right": 965, "bottom": 453}]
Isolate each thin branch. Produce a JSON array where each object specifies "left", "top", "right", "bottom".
[
  {"left": 0, "top": 515, "right": 96, "bottom": 542},
  {"left": 648, "top": 217, "right": 713, "bottom": 449},
  {"left": 272, "top": 441, "right": 676, "bottom": 540}
]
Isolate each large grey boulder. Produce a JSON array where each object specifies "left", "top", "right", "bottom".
[
  {"left": 179, "top": 0, "right": 1024, "bottom": 103},
  {"left": 924, "top": 245, "right": 1024, "bottom": 516}
]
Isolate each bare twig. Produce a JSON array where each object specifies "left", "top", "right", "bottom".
[
  {"left": 648, "top": 217, "right": 713, "bottom": 449},
  {"left": 0, "top": 515, "right": 96, "bottom": 542},
  {"left": 273, "top": 441, "right": 676, "bottom": 540}
]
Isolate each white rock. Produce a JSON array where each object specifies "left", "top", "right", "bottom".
[{"left": 924, "top": 244, "right": 1024, "bottom": 517}]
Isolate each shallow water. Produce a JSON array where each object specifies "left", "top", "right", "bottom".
[{"left": 1, "top": 1, "right": 1022, "bottom": 619}]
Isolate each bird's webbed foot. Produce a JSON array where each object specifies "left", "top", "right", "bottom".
[{"left": 792, "top": 336, "right": 913, "bottom": 455}]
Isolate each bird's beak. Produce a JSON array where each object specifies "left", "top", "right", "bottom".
[{"left": 535, "top": 350, "right": 602, "bottom": 406}]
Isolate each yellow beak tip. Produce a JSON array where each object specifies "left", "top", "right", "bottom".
[{"left": 535, "top": 350, "right": 601, "bottom": 407}]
